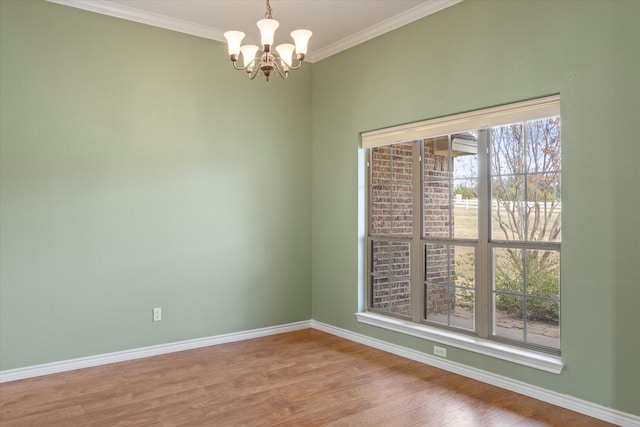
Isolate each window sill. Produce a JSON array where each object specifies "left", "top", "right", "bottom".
[{"left": 355, "top": 312, "right": 563, "bottom": 374}]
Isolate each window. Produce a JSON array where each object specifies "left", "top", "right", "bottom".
[{"left": 361, "top": 96, "right": 561, "bottom": 366}]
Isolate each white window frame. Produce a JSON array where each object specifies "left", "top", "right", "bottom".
[{"left": 358, "top": 95, "right": 563, "bottom": 374}]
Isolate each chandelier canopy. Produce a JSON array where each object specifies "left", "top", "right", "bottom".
[{"left": 224, "top": 0, "right": 312, "bottom": 81}]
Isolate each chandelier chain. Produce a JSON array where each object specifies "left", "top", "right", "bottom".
[{"left": 265, "top": 0, "right": 273, "bottom": 19}]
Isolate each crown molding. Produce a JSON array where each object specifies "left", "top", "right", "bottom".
[
  {"left": 46, "top": 0, "right": 227, "bottom": 41},
  {"left": 47, "top": 0, "right": 462, "bottom": 63},
  {"left": 310, "top": 0, "right": 463, "bottom": 62}
]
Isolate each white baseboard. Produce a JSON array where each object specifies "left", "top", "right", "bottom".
[
  {"left": 1, "top": 319, "right": 638, "bottom": 426},
  {"left": 310, "top": 320, "right": 640, "bottom": 427},
  {"left": 0, "top": 320, "right": 311, "bottom": 383}
]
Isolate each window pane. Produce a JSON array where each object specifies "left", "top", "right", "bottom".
[
  {"left": 494, "top": 248, "right": 524, "bottom": 295},
  {"left": 372, "top": 277, "right": 411, "bottom": 316},
  {"left": 425, "top": 243, "right": 451, "bottom": 285},
  {"left": 372, "top": 276, "right": 390, "bottom": 309},
  {"left": 526, "top": 299, "right": 560, "bottom": 349},
  {"left": 392, "top": 143, "right": 414, "bottom": 182},
  {"left": 524, "top": 117, "right": 561, "bottom": 174},
  {"left": 371, "top": 146, "right": 391, "bottom": 185},
  {"left": 424, "top": 134, "right": 479, "bottom": 240},
  {"left": 371, "top": 184, "right": 391, "bottom": 235},
  {"left": 523, "top": 249, "right": 560, "bottom": 350},
  {"left": 494, "top": 294, "right": 524, "bottom": 342},
  {"left": 526, "top": 173, "right": 561, "bottom": 242},
  {"left": 425, "top": 243, "right": 475, "bottom": 331},
  {"left": 389, "top": 241, "right": 411, "bottom": 277},
  {"left": 452, "top": 132, "right": 479, "bottom": 179},
  {"left": 491, "top": 175, "right": 525, "bottom": 241},
  {"left": 453, "top": 245, "right": 475, "bottom": 330},
  {"left": 494, "top": 248, "right": 560, "bottom": 350},
  {"left": 450, "top": 293, "right": 474, "bottom": 330},
  {"left": 451, "top": 133, "right": 478, "bottom": 240},
  {"left": 493, "top": 247, "right": 525, "bottom": 339},
  {"left": 370, "top": 144, "right": 413, "bottom": 236},
  {"left": 524, "top": 249, "right": 560, "bottom": 299},
  {"left": 424, "top": 180, "right": 451, "bottom": 238},
  {"left": 423, "top": 137, "right": 451, "bottom": 180},
  {"left": 371, "top": 240, "right": 390, "bottom": 275},
  {"left": 424, "top": 137, "right": 451, "bottom": 238},
  {"left": 392, "top": 184, "right": 413, "bottom": 235},
  {"left": 425, "top": 285, "right": 474, "bottom": 331},
  {"left": 425, "top": 284, "right": 451, "bottom": 325},
  {"left": 453, "top": 179, "right": 478, "bottom": 239},
  {"left": 371, "top": 240, "right": 410, "bottom": 317},
  {"left": 490, "top": 117, "right": 561, "bottom": 244},
  {"left": 372, "top": 240, "right": 410, "bottom": 278},
  {"left": 491, "top": 123, "right": 525, "bottom": 176},
  {"left": 454, "top": 245, "right": 475, "bottom": 289}
]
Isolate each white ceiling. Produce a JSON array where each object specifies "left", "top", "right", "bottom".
[{"left": 47, "top": 0, "right": 461, "bottom": 62}]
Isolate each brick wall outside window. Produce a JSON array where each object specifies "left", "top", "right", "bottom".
[{"left": 370, "top": 140, "right": 454, "bottom": 317}]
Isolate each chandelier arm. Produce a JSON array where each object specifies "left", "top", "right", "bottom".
[
  {"left": 271, "top": 59, "right": 289, "bottom": 79},
  {"left": 286, "top": 58, "right": 304, "bottom": 71},
  {"left": 232, "top": 61, "right": 248, "bottom": 71},
  {"left": 248, "top": 64, "right": 261, "bottom": 80}
]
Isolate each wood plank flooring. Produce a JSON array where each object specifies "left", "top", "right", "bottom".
[{"left": 0, "top": 329, "right": 614, "bottom": 426}]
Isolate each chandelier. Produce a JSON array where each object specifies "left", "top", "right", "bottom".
[{"left": 223, "top": 0, "right": 312, "bottom": 81}]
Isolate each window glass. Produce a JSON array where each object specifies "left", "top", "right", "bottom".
[
  {"left": 491, "top": 117, "right": 561, "bottom": 243},
  {"left": 423, "top": 133, "right": 478, "bottom": 240},
  {"left": 371, "top": 240, "right": 411, "bottom": 317},
  {"left": 493, "top": 248, "right": 560, "bottom": 348},
  {"left": 424, "top": 243, "right": 475, "bottom": 331},
  {"left": 371, "top": 143, "right": 413, "bottom": 236}
]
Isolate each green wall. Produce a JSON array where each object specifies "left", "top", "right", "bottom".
[
  {"left": 0, "top": 1, "right": 311, "bottom": 369},
  {"left": 311, "top": 0, "right": 639, "bottom": 416}
]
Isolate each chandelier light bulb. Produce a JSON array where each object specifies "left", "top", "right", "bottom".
[
  {"left": 275, "top": 43, "right": 295, "bottom": 67},
  {"left": 257, "top": 18, "right": 279, "bottom": 47},
  {"left": 240, "top": 45, "right": 260, "bottom": 68},
  {"left": 291, "top": 29, "right": 312, "bottom": 56},
  {"left": 223, "top": 31, "right": 245, "bottom": 56}
]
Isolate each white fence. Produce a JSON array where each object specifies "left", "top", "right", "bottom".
[{"left": 454, "top": 197, "right": 562, "bottom": 210}]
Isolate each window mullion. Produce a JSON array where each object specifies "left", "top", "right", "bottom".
[
  {"left": 476, "top": 129, "right": 491, "bottom": 339},
  {"left": 410, "top": 142, "right": 423, "bottom": 323}
]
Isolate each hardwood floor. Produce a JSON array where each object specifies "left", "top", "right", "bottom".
[{"left": 0, "top": 329, "right": 614, "bottom": 426}]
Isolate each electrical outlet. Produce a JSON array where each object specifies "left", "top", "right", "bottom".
[
  {"left": 153, "top": 307, "right": 162, "bottom": 322},
  {"left": 433, "top": 346, "right": 447, "bottom": 358}
]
